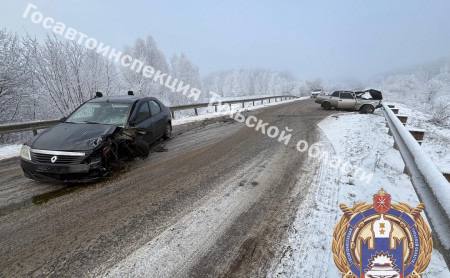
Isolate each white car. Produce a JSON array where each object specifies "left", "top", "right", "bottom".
[{"left": 315, "top": 89, "right": 383, "bottom": 113}]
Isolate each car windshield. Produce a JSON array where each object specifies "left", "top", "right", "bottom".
[{"left": 66, "top": 102, "right": 132, "bottom": 126}]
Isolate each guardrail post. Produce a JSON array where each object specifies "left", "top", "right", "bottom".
[
  {"left": 194, "top": 108, "right": 198, "bottom": 116},
  {"left": 408, "top": 129, "right": 425, "bottom": 145},
  {"left": 242, "top": 102, "right": 245, "bottom": 108},
  {"left": 171, "top": 110, "right": 175, "bottom": 119},
  {"left": 32, "top": 129, "right": 38, "bottom": 136},
  {"left": 403, "top": 166, "right": 410, "bottom": 175},
  {"left": 387, "top": 104, "right": 395, "bottom": 108},
  {"left": 214, "top": 105, "right": 218, "bottom": 112},
  {"left": 396, "top": 115, "right": 408, "bottom": 126},
  {"left": 391, "top": 108, "right": 399, "bottom": 114},
  {"left": 252, "top": 100, "right": 255, "bottom": 106},
  {"left": 443, "top": 172, "right": 450, "bottom": 183},
  {"left": 393, "top": 141, "right": 399, "bottom": 150},
  {"left": 269, "top": 98, "right": 271, "bottom": 103}
]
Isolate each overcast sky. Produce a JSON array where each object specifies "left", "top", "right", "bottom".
[{"left": 2, "top": 0, "right": 450, "bottom": 81}]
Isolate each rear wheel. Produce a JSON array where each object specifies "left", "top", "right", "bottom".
[
  {"left": 322, "top": 102, "right": 331, "bottom": 110},
  {"left": 360, "top": 105, "right": 375, "bottom": 114},
  {"left": 163, "top": 123, "right": 172, "bottom": 139}
]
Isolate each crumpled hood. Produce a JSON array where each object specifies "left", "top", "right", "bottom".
[{"left": 31, "top": 123, "right": 118, "bottom": 151}]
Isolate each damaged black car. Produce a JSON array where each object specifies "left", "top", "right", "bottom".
[{"left": 20, "top": 92, "right": 172, "bottom": 182}]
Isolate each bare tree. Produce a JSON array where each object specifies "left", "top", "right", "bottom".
[
  {"left": 121, "top": 36, "right": 169, "bottom": 100},
  {"left": 430, "top": 97, "right": 450, "bottom": 126},
  {"left": 170, "top": 53, "right": 201, "bottom": 104},
  {"left": 0, "top": 29, "right": 31, "bottom": 121},
  {"left": 25, "top": 35, "right": 121, "bottom": 115}
]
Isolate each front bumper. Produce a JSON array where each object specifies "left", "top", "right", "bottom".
[{"left": 21, "top": 159, "right": 104, "bottom": 183}]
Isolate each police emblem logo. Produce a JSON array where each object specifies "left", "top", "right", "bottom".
[{"left": 332, "top": 189, "right": 433, "bottom": 278}]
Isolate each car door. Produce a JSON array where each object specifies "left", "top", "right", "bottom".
[
  {"left": 338, "top": 92, "right": 356, "bottom": 109},
  {"left": 148, "top": 100, "right": 166, "bottom": 138},
  {"left": 329, "top": 91, "right": 340, "bottom": 107},
  {"left": 133, "top": 101, "right": 156, "bottom": 143}
]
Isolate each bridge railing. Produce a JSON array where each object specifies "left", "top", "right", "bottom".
[{"left": 0, "top": 95, "right": 297, "bottom": 135}]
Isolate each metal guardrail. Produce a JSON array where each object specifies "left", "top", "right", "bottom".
[
  {"left": 382, "top": 104, "right": 450, "bottom": 254},
  {"left": 169, "top": 95, "right": 296, "bottom": 118},
  {"left": 0, "top": 95, "right": 297, "bottom": 135}
]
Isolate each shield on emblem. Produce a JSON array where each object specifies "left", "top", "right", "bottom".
[
  {"left": 373, "top": 189, "right": 391, "bottom": 214},
  {"left": 51, "top": 156, "right": 58, "bottom": 163}
]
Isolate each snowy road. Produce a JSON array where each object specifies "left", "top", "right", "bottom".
[
  {"left": 0, "top": 99, "right": 333, "bottom": 277},
  {"left": 1, "top": 100, "right": 448, "bottom": 277}
]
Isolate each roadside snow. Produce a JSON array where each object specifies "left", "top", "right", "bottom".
[
  {"left": 269, "top": 112, "right": 449, "bottom": 277},
  {"left": 387, "top": 102, "right": 450, "bottom": 174},
  {"left": 0, "top": 144, "right": 21, "bottom": 160}
]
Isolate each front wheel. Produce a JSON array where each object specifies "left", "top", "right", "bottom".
[
  {"left": 360, "top": 105, "right": 375, "bottom": 114},
  {"left": 163, "top": 123, "right": 172, "bottom": 139},
  {"left": 322, "top": 102, "right": 331, "bottom": 110}
]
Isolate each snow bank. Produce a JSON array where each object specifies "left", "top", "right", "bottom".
[
  {"left": 270, "top": 112, "right": 450, "bottom": 277},
  {"left": 385, "top": 102, "right": 450, "bottom": 174},
  {"left": 0, "top": 144, "right": 21, "bottom": 160}
]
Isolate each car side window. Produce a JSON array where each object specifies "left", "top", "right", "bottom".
[
  {"left": 331, "top": 91, "right": 340, "bottom": 97},
  {"left": 135, "top": 102, "right": 151, "bottom": 123},
  {"left": 149, "top": 100, "right": 161, "bottom": 116},
  {"left": 340, "top": 92, "right": 354, "bottom": 99}
]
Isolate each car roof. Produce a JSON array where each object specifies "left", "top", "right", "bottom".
[{"left": 87, "top": 95, "right": 158, "bottom": 104}]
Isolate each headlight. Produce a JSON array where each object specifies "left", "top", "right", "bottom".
[{"left": 20, "top": 145, "right": 31, "bottom": 161}]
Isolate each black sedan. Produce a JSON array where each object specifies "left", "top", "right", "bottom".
[{"left": 20, "top": 92, "right": 172, "bottom": 182}]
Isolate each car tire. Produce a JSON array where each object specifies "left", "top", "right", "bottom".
[
  {"left": 163, "top": 123, "right": 172, "bottom": 139},
  {"left": 134, "top": 140, "right": 150, "bottom": 158},
  {"left": 360, "top": 105, "right": 375, "bottom": 114},
  {"left": 322, "top": 102, "right": 331, "bottom": 110}
]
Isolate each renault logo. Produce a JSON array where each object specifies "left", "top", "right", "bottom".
[{"left": 50, "top": 156, "right": 58, "bottom": 163}]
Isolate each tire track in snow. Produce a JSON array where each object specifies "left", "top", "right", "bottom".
[
  {"left": 101, "top": 150, "right": 281, "bottom": 277},
  {"left": 268, "top": 138, "right": 341, "bottom": 278}
]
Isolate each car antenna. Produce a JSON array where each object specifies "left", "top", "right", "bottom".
[
  {"left": 128, "top": 90, "right": 134, "bottom": 96},
  {"left": 95, "top": 91, "right": 103, "bottom": 98}
]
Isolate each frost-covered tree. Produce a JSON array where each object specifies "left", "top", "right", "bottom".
[
  {"left": 121, "top": 36, "right": 169, "bottom": 100},
  {"left": 376, "top": 58, "right": 450, "bottom": 113},
  {"left": 24, "top": 35, "right": 121, "bottom": 115},
  {"left": 203, "top": 69, "right": 298, "bottom": 98},
  {"left": 0, "top": 30, "right": 31, "bottom": 121},
  {"left": 170, "top": 53, "right": 201, "bottom": 104}
]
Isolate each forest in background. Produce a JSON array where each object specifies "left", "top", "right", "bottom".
[{"left": 0, "top": 29, "right": 320, "bottom": 126}]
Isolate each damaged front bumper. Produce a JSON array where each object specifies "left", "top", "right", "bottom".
[{"left": 21, "top": 157, "right": 106, "bottom": 183}]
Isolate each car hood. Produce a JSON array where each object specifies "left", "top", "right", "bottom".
[{"left": 30, "top": 122, "right": 118, "bottom": 151}]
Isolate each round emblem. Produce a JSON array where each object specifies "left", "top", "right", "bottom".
[
  {"left": 50, "top": 156, "right": 58, "bottom": 163},
  {"left": 332, "top": 189, "right": 432, "bottom": 278}
]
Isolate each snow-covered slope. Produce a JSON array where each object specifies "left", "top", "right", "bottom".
[
  {"left": 386, "top": 102, "right": 450, "bottom": 174},
  {"left": 269, "top": 112, "right": 450, "bottom": 277}
]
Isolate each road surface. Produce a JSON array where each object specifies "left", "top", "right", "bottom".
[{"left": 0, "top": 99, "right": 331, "bottom": 277}]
